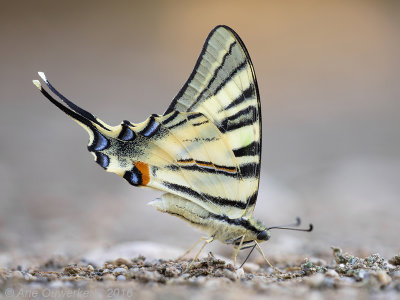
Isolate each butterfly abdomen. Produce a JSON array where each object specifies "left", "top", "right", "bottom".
[{"left": 150, "top": 193, "right": 265, "bottom": 244}]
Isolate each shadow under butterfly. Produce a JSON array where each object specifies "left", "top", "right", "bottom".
[{"left": 33, "top": 25, "right": 312, "bottom": 270}]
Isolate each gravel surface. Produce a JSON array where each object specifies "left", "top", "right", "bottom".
[{"left": 1, "top": 247, "right": 399, "bottom": 299}]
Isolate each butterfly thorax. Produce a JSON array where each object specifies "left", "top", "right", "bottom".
[{"left": 211, "top": 215, "right": 270, "bottom": 245}]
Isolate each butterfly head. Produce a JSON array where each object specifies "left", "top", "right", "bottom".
[{"left": 256, "top": 229, "right": 271, "bottom": 242}]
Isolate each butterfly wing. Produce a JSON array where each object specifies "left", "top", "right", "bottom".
[
  {"left": 34, "top": 25, "right": 261, "bottom": 218},
  {"left": 166, "top": 25, "right": 262, "bottom": 216}
]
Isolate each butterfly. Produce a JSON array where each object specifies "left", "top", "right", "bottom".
[{"left": 33, "top": 25, "right": 312, "bottom": 269}]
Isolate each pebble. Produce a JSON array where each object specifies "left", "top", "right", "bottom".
[
  {"left": 114, "top": 258, "right": 132, "bottom": 267},
  {"left": 223, "top": 269, "right": 238, "bottom": 281},
  {"left": 144, "top": 259, "right": 157, "bottom": 267},
  {"left": 243, "top": 263, "right": 260, "bottom": 273},
  {"left": 306, "top": 273, "right": 325, "bottom": 288},
  {"left": 325, "top": 269, "right": 339, "bottom": 278},
  {"left": 11, "top": 270, "right": 24, "bottom": 280},
  {"left": 165, "top": 266, "right": 181, "bottom": 277},
  {"left": 235, "top": 268, "right": 245, "bottom": 279},
  {"left": 181, "top": 273, "right": 190, "bottom": 280},
  {"left": 103, "top": 274, "right": 116, "bottom": 281},
  {"left": 389, "top": 255, "right": 400, "bottom": 266},
  {"left": 136, "top": 270, "right": 162, "bottom": 283},
  {"left": 376, "top": 271, "right": 391, "bottom": 285},
  {"left": 64, "top": 265, "right": 80, "bottom": 275},
  {"left": 358, "top": 269, "right": 367, "bottom": 279},
  {"left": 116, "top": 275, "right": 126, "bottom": 281},
  {"left": 87, "top": 265, "right": 94, "bottom": 272},
  {"left": 24, "top": 273, "right": 36, "bottom": 281},
  {"left": 113, "top": 267, "right": 127, "bottom": 275}
]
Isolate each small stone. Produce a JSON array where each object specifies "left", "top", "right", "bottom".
[
  {"left": 235, "top": 268, "right": 245, "bottom": 279},
  {"left": 136, "top": 270, "right": 162, "bottom": 283},
  {"left": 165, "top": 266, "right": 180, "bottom": 278},
  {"left": 181, "top": 273, "right": 190, "bottom": 279},
  {"left": 112, "top": 267, "right": 127, "bottom": 275},
  {"left": 243, "top": 263, "right": 260, "bottom": 273},
  {"left": 87, "top": 265, "right": 94, "bottom": 272},
  {"left": 389, "top": 255, "right": 400, "bottom": 266},
  {"left": 376, "top": 270, "right": 391, "bottom": 285},
  {"left": 24, "top": 273, "right": 36, "bottom": 281},
  {"left": 306, "top": 273, "right": 325, "bottom": 288},
  {"left": 127, "top": 267, "right": 140, "bottom": 278},
  {"left": 116, "top": 275, "right": 126, "bottom": 281},
  {"left": 223, "top": 269, "right": 238, "bottom": 281},
  {"left": 11, "top": 270, "right": 24, "bottom": 280},
  {"left": 114, "top": 258, "right": 132, "bottom": 267},
  {"left": 358, "top": 269, "right": 367, "bottom": 280},
  {"left": 64, "top": 265, "right": 80, "bottom": 275},
  {"left": 143, "top": 259, "right": 157, "bottom": 267},
  {"left": 103, "top": 274, "right": 116, "bottom": 281}
]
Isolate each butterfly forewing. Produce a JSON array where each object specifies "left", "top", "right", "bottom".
[{"left": 166, "top": 26, "right": 261, "bottom": 217}]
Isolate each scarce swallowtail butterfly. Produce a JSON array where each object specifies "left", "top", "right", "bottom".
[{"left": 33, "top": 25, "right": 312, "bottom": 269}]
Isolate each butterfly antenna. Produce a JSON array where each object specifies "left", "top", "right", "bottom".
[
  {"left": 268, "top": 223, "right": 313, "bottom": 232},
  {"left": 270, "top": 217, "right": 302, "bottom": 228}
]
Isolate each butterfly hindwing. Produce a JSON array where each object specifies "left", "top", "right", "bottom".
[{"left": 34, "top": 25, "right": 261, "bottom": 219}]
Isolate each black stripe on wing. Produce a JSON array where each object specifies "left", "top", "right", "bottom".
[
  {"left": 232, "top": 142, "right": 259, "bottom": 157},
  {"left": 220, "top": 105, "right": 258, "bottom": 133},
  {"left": 223, "top": 85, "right": 255, "bottom": 111},
  {"left": 162, "top": 182, "right": 257, "bottom": 210}
]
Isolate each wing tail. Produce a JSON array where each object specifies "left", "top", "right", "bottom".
[{"left": 33, "top": 73, "right": 118, "bottom": 170}]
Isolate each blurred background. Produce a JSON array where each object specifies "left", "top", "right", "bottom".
[{"left": 0, "top": 0, "right": 399, "bottom": 266}]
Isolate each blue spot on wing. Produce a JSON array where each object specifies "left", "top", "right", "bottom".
[
  {"left": 118, "top": 125, "right": 136, "bottom": 141},
  {"left": 95, "top": 153, "right": 109, "bottom": 169},
  {"left": 123, "top": 167, "right": 142, "bottom": 186},
  {"left": 141, "top": 117, "right": 160, "bottom": 137},
  {"left": 94, "top": 132, "right": 109, "bottom": 151},
  {"left": 88, "top": 131, "right": 109, "bottom": 152}
]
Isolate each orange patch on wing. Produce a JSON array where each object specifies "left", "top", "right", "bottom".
[
  {"left": 177, "top": 159, "right": 236, "bottom": 173},
  {"left": 135, "top": 161, "right": 150, "bottom": 186},
  {"left": 215, "top": 166, "right": 237, "bottom": 173}
]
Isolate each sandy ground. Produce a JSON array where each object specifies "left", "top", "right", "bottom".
[{"left": 0, "top": 245, "right": 399, "bottom": 299}]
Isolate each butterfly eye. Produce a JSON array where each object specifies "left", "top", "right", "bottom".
[{"left": 257, "top": 230, "right": 270, "bottom": 241}]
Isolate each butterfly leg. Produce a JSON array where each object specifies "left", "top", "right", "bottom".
[
  {"left": 178, "top": 236, "right": 209, "bottom": 260},
  {"left": 188, "top": 237, "right": 214, "bottom": 269},
  {"left": 232, "top": 235, "right": 246, "bottom": 266},
  {"left": 254, "top": 241, "right": 282, "bottom": 274}
]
